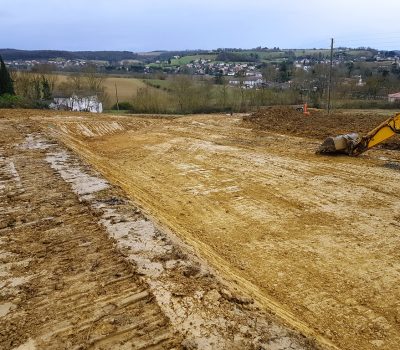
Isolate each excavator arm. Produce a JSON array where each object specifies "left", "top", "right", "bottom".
[{"left": 318, "top": 113, "right": 400, "bottom": 156}]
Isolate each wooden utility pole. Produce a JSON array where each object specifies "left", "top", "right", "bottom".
[
  {"left": 114, "top": 83, "right": 120, "bottom": 111},
  {"left": 327, "top": 38, "right": 334, "bottom": 114}
]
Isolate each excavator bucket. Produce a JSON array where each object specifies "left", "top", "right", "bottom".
[
  {"left": 317, "top": 133, "right": 361, "bottom": 155},
  {"left": 317, "top": 113, "right": 400, "bottom": 156}
]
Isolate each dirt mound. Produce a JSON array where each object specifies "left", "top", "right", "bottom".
[{"left": 243, "top": 107, "right": 400, "bottom": 150}]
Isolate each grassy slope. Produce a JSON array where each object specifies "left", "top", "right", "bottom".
[{"left": 171, "top": 54, "right": 217, "bottom": 65}]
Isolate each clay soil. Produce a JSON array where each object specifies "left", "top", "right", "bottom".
[{"left": 1, "top": 108, "right": 400, "bottom": 350}]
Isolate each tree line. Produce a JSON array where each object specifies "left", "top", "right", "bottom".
[
  {"left": 0, "top": 56, "right": 111, "bottom": 109},
  {"left": 128, "top": 75, "right": 300, "bottom": 114},
  {"left": 0, "top": 49, "right": 139, "bottom": 61},
  {"left": 2, "top": 51, "right": 400, "bottom": 112}
]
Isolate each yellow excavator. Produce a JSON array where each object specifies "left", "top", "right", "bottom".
[{"left": 317, "top": 113, "right": 400, "bottom": 156}]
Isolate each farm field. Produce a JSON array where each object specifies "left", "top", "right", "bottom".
[
  {"left": 54, "top": 74, "right": 148, "bottom": 107},
  {"left": 1, "top": 108, "right": 400, "bottom": 350},
  {"left": 103, "top": 76, "right": 147, "bottom": 105}
]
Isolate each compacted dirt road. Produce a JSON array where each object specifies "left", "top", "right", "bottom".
[{"left": 50, "top": 112, "right": 400, "bottom": 350}]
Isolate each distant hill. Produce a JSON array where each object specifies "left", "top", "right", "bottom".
[
  {"left": 1, "top": 47, "right": 398, "bottom": 67},
  {"left": 0, "top": 49, "right": 139, "bottom": 61}
]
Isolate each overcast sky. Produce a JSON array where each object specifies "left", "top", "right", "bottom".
[{"left": 1, "top": 0, "right": 400, "bottom": 52}]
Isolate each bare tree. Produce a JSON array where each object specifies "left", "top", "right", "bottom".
[
  {"left": 261, "top": 64, "right": 278, "bottom": 82},
  {"left": 13, "top": 71, "right": 32, "bottom": 98},
  {"left": 68, "top": 73, "right": 84, "bottom": 95},
  {"left": 83, "top": 64, "right": 105, "bottom": 95},
  {"left": 217, "top": 76, "right": 230, "bottom": 111},
  {"left": 170, "top": 75, "right": 194, "bottom": 113},
  {"left": 32, "top": 63, "right": 58, "bottom": 98}
]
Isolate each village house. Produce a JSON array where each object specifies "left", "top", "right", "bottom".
[
  {"left": 50, "top": 95, "right": 103, "bottom": 113},
  {"left": 229, "top": 77, "right": 264, "bottom": 89},
  {"left": 388, "top": 92, "right": 400, "bottom": 103}
]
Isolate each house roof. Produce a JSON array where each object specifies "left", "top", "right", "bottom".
[{"left": 388, "top": 92, "right": 400, "bottom": 98}]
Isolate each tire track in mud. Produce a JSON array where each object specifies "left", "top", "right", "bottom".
[{"left": 0, "top": 121, "right": 181, "bottom": 350}]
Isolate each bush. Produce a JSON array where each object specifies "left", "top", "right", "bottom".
[
  {"left": 31, "top": 100, "right": 50, "bottom": 109},
  {"left": 332, "top": 99, "right": 400, "bottom": 110},
  {"left": 0, "top": 94, "right": 23, "bottom": 108},
  {"left": 131, "top": 87, "right": 173, "bottom": 114},
  {"left": 0, "top": 94, "right": 50, "bottom": 109},
  {"left": 112, "top": 101, "right": 133, "bottom": 110}
]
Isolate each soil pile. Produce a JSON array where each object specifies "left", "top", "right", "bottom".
[{"left": 243, "top": 107, "right": 400, "bottom": 150}]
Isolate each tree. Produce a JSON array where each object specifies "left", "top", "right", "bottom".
[
  {"left": 262, "top": 64, "right": 278, "bottom": 82},
  {"left": 32, "top": 63, "right": 58, "bottom": 98},
  {"left": 217, "top": 77, "right": 230, "bottom": 110},
  {"left": 32, "top": 75, "right": 42, "bottom": 100},
  {"left": 68, "top": 73, "right": 84, "bottom": 95},
  {"left": 0, "top": 56, "right": 15, "bottom": 95},
  {"left": 278, "top": 61, "right": 293, "bottom": 82},
  {"left": 83, "top": 64, "right": 105, "bottom": 95},
  {"left": 214, "top": 70, "right": 224, "bottom": 85},
  {"left": 365, "top": 76, "right": 381, "bottom": 98},
  {"left": 391, "top": 62, "right": 400, "bottom": 78},
  {"left": 170, "top": 75, "right": 194, "bottom": 113},
  {"left": 345, "top": 62, "right": 354, "bottom": 78},
  {"left": 41, "top": 76, "right": 52, "bottom": 100}
]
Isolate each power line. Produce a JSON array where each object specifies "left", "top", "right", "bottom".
[
  {"left": 334, "top": 31, "right": 400, "bottom": 40},
  {"left": 296, "top": 32, "right": 400, "bottom": 50}
]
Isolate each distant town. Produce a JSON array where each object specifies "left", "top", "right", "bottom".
[
  {"left": 3, "top": 47, "right": 399, "bottom": 73},
  {"left": 2, "top": 47, "right": 400, "bottom": 112},
  {"left": 2, "top": 47, "right": 399, "bottom": 92}
]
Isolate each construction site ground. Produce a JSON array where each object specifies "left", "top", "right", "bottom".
[{"left": 1, "top": 108, "right": 400, "bottom": 350}]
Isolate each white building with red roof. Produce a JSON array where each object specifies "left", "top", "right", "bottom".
[{"left": 388, "top": 92, "right": 400, "bottom": 103}]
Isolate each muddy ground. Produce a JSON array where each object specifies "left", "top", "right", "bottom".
[{"left": 1, "top": 108, "right": 400, "bottom": 350}]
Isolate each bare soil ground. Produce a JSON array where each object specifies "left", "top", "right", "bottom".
[
  {"left": 45, "top": 110, "right": 400, "bottom": 350},
  {"left": 2, "top": 108, "right": 400, "bottom": 350},
  {"left": 0, "top": 117, "right": 181, "bottom": 349},
  {"left": 1, "top": 110, "right": 313, "bottom": 350}
]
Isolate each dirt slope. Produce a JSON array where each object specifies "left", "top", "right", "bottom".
[{"left": 50, "top": 112, "right": 400, "bottom": 350}]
